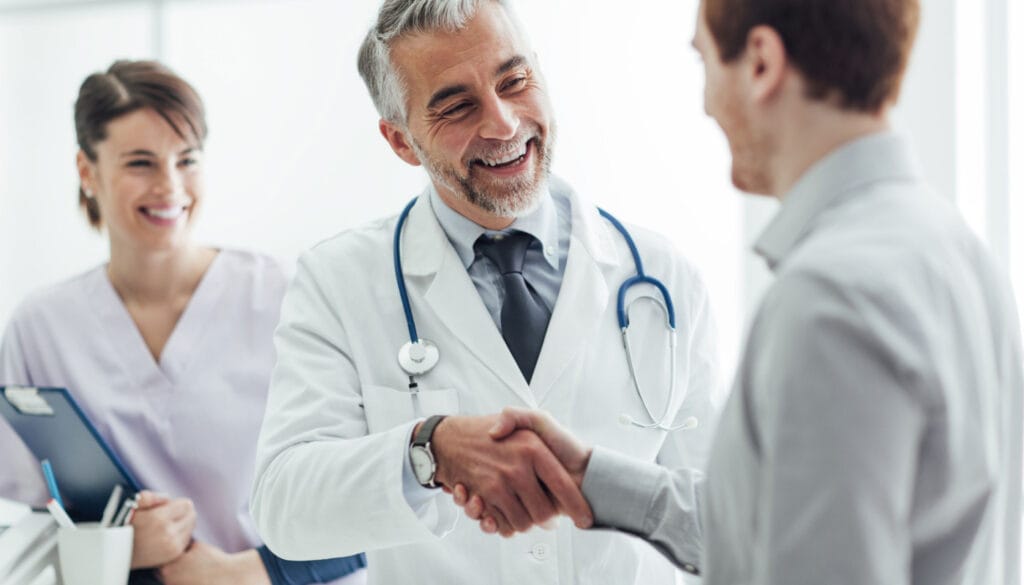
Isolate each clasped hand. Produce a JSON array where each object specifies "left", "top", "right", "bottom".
[{"left": 429, "top": 409, "right": 594, "bottom": 537}]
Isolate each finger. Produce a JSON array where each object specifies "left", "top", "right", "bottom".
[
  {"left": 488, "top": 407, "right": 536, "bottom": 439},
  {"left": 480, "top": 515, "right": 499, "bottom": 534},
  {"left": 490, "top": 488, "right": 532, "bottom": 533},
  {"left": 164, "top": 498, "right": 196, "bottom": 522},
  {"left": 135, "top": 491, "right": 169, "bottom": 510},
  {"left": 509, "top": 467, "right": 558, "bottom": 527},
  {"left": 452, "top": 484, "right": 468, "bottom": 507},
  {"left": 465, "top": 494, "right": 485, "bottom": 520},
  {"left": 533, "top": 449, "right": 594, "bottom": 528},
  {"left": 482, "top": 502, "right": 516, "bottom": 537}
]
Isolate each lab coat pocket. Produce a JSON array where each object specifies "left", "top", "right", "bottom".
[{"left": 362, "top": 385, "right": 460, "bottom": 433}]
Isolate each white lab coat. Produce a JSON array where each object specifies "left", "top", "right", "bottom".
[{"left": 251, "top": 182, "right": 719, "bottom": 585}]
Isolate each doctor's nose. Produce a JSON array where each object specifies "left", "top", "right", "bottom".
[{"left": 478, "top": 96, "right": 519, "bottom": 141}]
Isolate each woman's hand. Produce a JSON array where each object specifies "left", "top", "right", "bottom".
[
  {"left": 129, "top": 490, "right": 197, "bottom": 569},
  {"left": 159, "top": 541, "right": 271, "bottom": 585}
]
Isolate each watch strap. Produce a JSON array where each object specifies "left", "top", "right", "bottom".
[{"left": 412, "top": 414, "right": 447, "bottom": 447}]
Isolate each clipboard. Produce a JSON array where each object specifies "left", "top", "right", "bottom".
[{"left": 0, "top": 386, "right": 140, "bottom": 522}]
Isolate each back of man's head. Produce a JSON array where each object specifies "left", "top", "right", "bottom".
[{"left": 705, "top": 0, "right": 920, "bottom": 112}]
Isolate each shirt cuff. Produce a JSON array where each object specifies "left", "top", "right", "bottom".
[{"left": 581, "top": 445, "right": 663, "bottom": 536}]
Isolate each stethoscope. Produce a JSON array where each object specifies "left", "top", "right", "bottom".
[{"left": 393, "top": 197, "right": 698, "bottom": 432}]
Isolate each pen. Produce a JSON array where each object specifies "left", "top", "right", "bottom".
[
  {"left": 46, "top": 498, "right": 75, "bottom": 529},
  {"left": 112, "top": 495, "right": 138, "bottom": 527},
  {"left": 100, "top": 484, "right": 124, "bottom": 528},
  {"left": 40, "top": 459, "right": 64, "bottom": 508}
]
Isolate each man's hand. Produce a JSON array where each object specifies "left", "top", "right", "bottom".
[
  {"left": 129, "top": 491, "right": 197, "bottom": 569},
  {"left": 159, "top": 541, "right": 271, "bottom": 585},
  {"left": 426, "top": 414, "right": 592, "bottom": 537},
  {"left": 451, "top": 408, "right": 594, "bottom": 535}
]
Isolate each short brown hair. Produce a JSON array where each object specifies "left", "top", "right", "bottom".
[
  {"left": 705, "top": 0, "right": 920, "bottom": 112},
  {"left": 74, "top": 60, "right": 207, "bottom": 229}
]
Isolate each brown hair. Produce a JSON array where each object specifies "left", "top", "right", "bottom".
[
  {"left": 74, "top": 60, "right": 207, "bottom": 229},
  {"left": 705, "top": 0, "right": 920, "bottom": 112}
]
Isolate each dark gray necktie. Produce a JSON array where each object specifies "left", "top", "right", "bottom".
[{"left": 475, "top": 232, "right": 552, "bottom": 383}]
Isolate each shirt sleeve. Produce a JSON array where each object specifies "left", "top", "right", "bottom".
[
  {"left": 748, "top": 272, "right": 927, "bottom": 585},
  {"left": 582, "top": 446, "right": 704, "bottom": 576}
]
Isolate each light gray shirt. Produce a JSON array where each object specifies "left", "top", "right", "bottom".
[{"left": 582, "top": 131, "right": 1024, "bottom": 585}]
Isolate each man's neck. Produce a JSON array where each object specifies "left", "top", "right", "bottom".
[{"left": 768, "top": 105, "right": 890, "bottom": 199}]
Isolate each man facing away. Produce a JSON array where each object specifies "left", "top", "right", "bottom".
[
  {"left": 250, "top": 1, "right": 719, "bottom": 584},
  {"left": 458, "top": 0, "right": 1024, "bottom": 583}
]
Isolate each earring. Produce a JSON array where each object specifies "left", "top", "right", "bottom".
[{"left": 84, "top": 188, "right": 94, "bottom": 198}]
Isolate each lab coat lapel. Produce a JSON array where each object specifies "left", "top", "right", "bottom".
[
  {"left": 400, "top": 195, "right": 535, "bottom": 406},
  {"left": 530, "top": 188, "right": 620, "bottom": 404}
]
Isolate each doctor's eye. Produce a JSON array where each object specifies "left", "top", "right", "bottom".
[
  {"left": 501, "top": 76, "right": 528, "bottom": 92},
  {"left": 442, "top": 102, "right": 473, "bottom": 118},
  {"left": 125, "top": 159, "right": 153, "bottom": 168},
  {"left": 179, "top": 157, "right": 199, "bottom": 167}
]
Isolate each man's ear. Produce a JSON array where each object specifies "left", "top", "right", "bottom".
[
  {"left": 379, "top": 119, "right": 422, "bottom": 167},
  {"left": 745, "top": 25, "right": 788, "bottom": 104}
]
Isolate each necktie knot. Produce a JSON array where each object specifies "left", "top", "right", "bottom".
[{"left": 475, "top": 231, "right": 534, "bottom": 275}]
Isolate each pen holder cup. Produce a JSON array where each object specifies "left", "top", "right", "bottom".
[{"left": 57, "top": 523, "right": 134, "bottom": 585}]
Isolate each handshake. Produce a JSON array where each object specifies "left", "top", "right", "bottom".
[{"left": 419, "top": 408, "right": 596, "bottom": 536}]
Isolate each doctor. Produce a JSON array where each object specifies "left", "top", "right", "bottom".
[{"left": 250, "top": 0, "right": 718, "bottom": 584}]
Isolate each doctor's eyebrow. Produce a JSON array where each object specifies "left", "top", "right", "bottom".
[
  {"left": 427, "top": 85, "right": 470, "bottom": 111},
  {"left": 496, "top": 54, "right": 528, "bottom": 76},
  {"left": 426, "top": 55, "right": 531, "bottom": 111}
]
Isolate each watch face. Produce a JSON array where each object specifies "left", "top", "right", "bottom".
[{"left": 410, "top": 446, "right": 435, "bottom": 484}]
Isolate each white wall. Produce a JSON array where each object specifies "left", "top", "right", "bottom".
[{"left": 0, "top": 0, "right": 1015, "bottom": 392}]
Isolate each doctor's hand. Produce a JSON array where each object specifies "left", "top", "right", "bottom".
[
  {"left": 428, "top": 415, "right": 592, "bottom": 537},
  {"left": 452, "top": 408, "right": 594, "bottom": 535},
  {"left": 159, "top": 541, "right": 271, "bottom": 585},
  {"left": 129, "top": 491, "right": 197, "bottom": 569}
]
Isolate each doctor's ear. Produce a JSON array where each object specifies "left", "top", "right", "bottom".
[{"left": 379, "top": 120, "right": 422, "bottom": 168}]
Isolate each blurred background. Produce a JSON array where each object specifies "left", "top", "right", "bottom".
[{"left": 0, "top": 0, "right": 1021, "bottom": 569}]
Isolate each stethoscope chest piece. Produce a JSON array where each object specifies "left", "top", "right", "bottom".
[{"left": 398, "top": 340, "right": 440, "bottom": 376}]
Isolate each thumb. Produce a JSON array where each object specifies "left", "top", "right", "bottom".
[{"left": 488, "top": 407, "right": 535, "bottom": 439}]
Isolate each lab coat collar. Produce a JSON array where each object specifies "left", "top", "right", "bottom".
[
  {"left": 401, "top": 176, "right": 618, "bottom": 276},
  {"left": 427, "top": 184, "right": 560, "bottom": 271},
  {"left": 398, "top": 176, "right": 620, "bottom": 404},
  {"left": 754, "top": 130, "right": 924, "bottom": 272}
]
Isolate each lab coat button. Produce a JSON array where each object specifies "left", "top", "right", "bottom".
[{"left": 530, "top": 543, "right": 549, "bottom": 560}]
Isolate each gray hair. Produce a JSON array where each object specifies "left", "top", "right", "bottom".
[{"left": 357, "top": 0, "right": 511, "bottom": 125}]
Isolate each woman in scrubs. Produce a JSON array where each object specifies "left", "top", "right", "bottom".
[{"left": 0, "top": 60, "right": 364, "bottom": 584}]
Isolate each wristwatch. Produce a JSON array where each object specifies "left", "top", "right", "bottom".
[{"left": 409, "top": 415, "right": 448, "bottom": 488}]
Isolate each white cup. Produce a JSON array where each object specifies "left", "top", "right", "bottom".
[{"left": 57, "top": 523, "right": 133, "bottom": 585}]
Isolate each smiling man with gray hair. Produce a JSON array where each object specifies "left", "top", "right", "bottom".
[{"left": 250, "top": 0, "right": 719, "bottom": 583}]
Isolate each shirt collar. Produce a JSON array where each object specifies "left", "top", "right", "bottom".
[
  {"left": 753, "top": 130, "right": 924, "bottom": 272},
  {"left": 428, "top": 183, "right": 560, "bottom": 270}
]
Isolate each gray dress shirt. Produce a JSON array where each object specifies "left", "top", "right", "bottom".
[{"left": 582, "top": 132, "right": 1023, "bottom": 585}]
